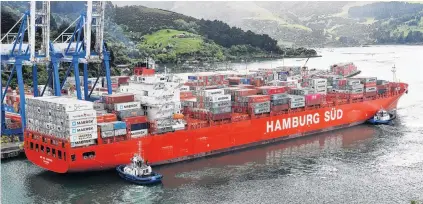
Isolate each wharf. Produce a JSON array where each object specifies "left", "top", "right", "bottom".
[{"left": 1, "top": 142, "right": 24, "bottom": 159}]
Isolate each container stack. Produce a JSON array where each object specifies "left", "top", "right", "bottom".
[
  {"left": 309, "top": 78, "right": 327, "bottom": 94},
  {"left": 288, "top": 95, "right": 306, "bottom": 109},
  {"left": 103, "top": 94, "right": 144, "bottom": 120},
  {"left": 187, "top": 73, "right": 228, "bottom": 87},
  {"left": 270, "top": 93, "right": 290, "bottom": 112},
  {"left": 232, "top": 89, "right": 258, "bottom": 113},
  {"left": 330, "top": 62, "right": 358, "bottom": 76},
  {"left": 359, "top": 77, "right": 377, "bottom": 97},
  {"left": 305, "top": 93, "right": 323, "bottom": 106},
  {"left": 206, "top": 92, "right": 232, "bottom": 121},
  {"left": 376, "top": 80, "right": 389, "bottom": 95},
  {"left": 246, "top": 95, "right": 271, "bottom": 115},
  {"left": 122, "top": 116, "right": 148, "bottom": 138},
  {"left": 25, "top": 96, "right": 98, "bottom": 148},
  {"left": 346, "top": 79, "right": 364, "bottom": 99},
  {"left": 289, "top": 88, "right": 315, "bottom": 95}
]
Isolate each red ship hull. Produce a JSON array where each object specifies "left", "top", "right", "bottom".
[{"left": 24, "top": 86, "right": 407, "bottom": 173}]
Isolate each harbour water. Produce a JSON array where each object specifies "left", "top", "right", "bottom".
[{"left": 2, "top": 45, "right": 423, "bottom": 204}]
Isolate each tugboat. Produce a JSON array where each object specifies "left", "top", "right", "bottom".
[
  {"left": 367, "top": 109, "right": 396, "bottom": 125},
  {"left": 116, "top": 142, "right": 163, "bottom": 185}
]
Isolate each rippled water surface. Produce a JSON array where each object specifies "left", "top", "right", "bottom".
[{"left": 2, "top": 45, "right": 423, "bottom": 204}]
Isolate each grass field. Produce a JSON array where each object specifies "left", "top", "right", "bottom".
[{"left": 141, "top": 29, "right": 203, "bottom": 54}]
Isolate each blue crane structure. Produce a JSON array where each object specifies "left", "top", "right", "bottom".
[{"left": 1, "top": 1, "right": 113, "bottom": 141}]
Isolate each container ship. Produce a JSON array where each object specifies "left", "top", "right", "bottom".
[{"left": 22, "top": 62, "right": 408, "bottom": 173}]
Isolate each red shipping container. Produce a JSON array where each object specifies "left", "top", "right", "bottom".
[
  {"left": 245, "top": 95, "right": 270, "bottom": 103},
  {"left": 103, "top": 113, "right": 117, "bottom": 122},
  {"left": 377, "top": 84, "right": 388, "bottom": 90},
  {"left": 265, "top": 86, "right": 289, "bottom": 94},
  {"left": 103, "top": 93, "right": 134, "bottom": 104},
  {"left": 233, "top": 106, "right": 248, "bottom": 113},
  {"left": 180, "top": 91, "right": 193, "bottom": 98},
  {"left": 209, "top": 112, "right": 232, "bottom": 120},
  {"left": 364, "top": 82, "right": 377, "bottom": 87},
  {"left": 349, "top": 93, "right": 364, "bottom": 99},
  {"left": 234, "top": 89, "right": 257, "bottom": 97},
  {"left": 271, "top": 104, "right": 289, "bottom": 112},
  {"left": 122, "top": 116, "right": 147, "bottom": 125},
  {"left": 305, "top": 93, "right": 323, "bottom": 106},
  {"left": 364, "top": 92, "right": 377, "bottom": 97},
  {"left": 118, "top": 76, "right": 130, "bottom": 84},
  {"left": 237, "top": 84, "right": 255, "bottom": 89}
]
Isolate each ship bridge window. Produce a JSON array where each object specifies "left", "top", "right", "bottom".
[
  {"left": 82, "top": 151, "right": 96, "bottom": 159},
  {"left": 71, "top": 154, "right": 76, "bottom": 161},
  {"left": 52, "top": 149, "right": 56, "bottom": 157},
  {"left": 40, "top": 145, "right": 45, "bottom": 152},
  {"left": 46, "top": 147, "right": 51, "bottom": 154},
  {"left": 58, "top": 150, "right": 62, "bottom": 159},
  {"left": 35, "top": 144, "right": 39, "bottom": 151},
  {"left": 30, "top": 142, "right": 34, "bottom": 150}
]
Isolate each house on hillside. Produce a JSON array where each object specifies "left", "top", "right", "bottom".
[{"left": 173, "top": 33, "right": 186, "bottom": 38}]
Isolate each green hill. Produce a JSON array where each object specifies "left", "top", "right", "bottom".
[
  {"left": 123, "top": 1, "right": 423, "bottom": 47},
  {"left": 141, "top": 29, "right": 203, "bottom": 54}
]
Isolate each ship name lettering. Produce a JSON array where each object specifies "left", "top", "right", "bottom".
[
  {"left": 266, "top": 113, "right": 320, "bottom": 133},
  {"left": 324, "top": 108, "right": 343, "bottom": 122}
]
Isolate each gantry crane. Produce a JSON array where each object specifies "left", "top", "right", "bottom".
[{"left": 1, "top": 1, "right": 113, "bottom": 140}]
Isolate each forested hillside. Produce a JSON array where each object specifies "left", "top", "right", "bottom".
[{"left": 122, "top": 1, "right": 423, "bottom": 47}]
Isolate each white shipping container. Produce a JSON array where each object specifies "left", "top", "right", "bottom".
[
  {"left": 101, "top": 130, "right": 115, "bottom": 138},
  {"left": 200, "top": 89, "right": 225, "bottom": 97},
  {"left": 114, "top": 129, "right": 127, "bottom": 136},
  {"left": 70, "top": 132, "right": 98, "bottom": 143},
  {"left": 98, "top": 123, "right": 114, "bottom": 132},
  {"left": 365, "top": 87, "right": 377, "bottom": 92},
  {"left": 208, "top": 94, "right": 231, "bottom": 102},
  {"left": 288, "top": 95, "right": 305, "bottom": 102},
  {"left": 114, "top": 101, "right": 141, "bottom": 111},
  {"left": 180, "top": 85, "right": 190, "bottom": 92},
  {"left": 62, "top": 110, "right": 97, "bottom": 120},
  {"left": 347, "top": 79, "right": 361, "bottom": 86},
  {"left": 71, "top": 139, "right": 96, "bottom": 148},
  {"left": 315, "top": 89, "right": 327, "bottom": 94},
  {"left": 350, "top": 88, "right": 364, "bottom": 93},
  {"left": 311, "top": 78, "right": 327, "bottom": 86},
  {"left": 348, "top": 84, "right": 364, "bottom": 90},
  {"left": 65, "top": 117, "right": 97, "bottom": 129},
  {"left": 131, "top": 129, "right": 148, "bottom": 138},
  {"left": 69, "top": 125, "right": 97, "bottom": 136},
  {"left": 314, "top": 84, "right": 327, "bottom": 90},
  {"left": 290, "top": 101, "right": 305, "bottom": 108}
]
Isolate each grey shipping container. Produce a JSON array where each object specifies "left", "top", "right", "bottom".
[
  {"left": 350, "top": 88, "right": 364, "bottom": 93},
  {"left": 252, "top": 106, "right": 271, "bottom": 114},
  {"left": 271, "top": 93, "right": 289, "bottom": 100},
  {"left": 209, "top": 106, "right": 232, "bottom": 114},
  {"left": 288, "top": 95, "right": 305, "bottom": 102},
  {"left": 101, "top": 130, "right": 115, "bottom": 138},
  {"left": 117, "top": 109, "right": 144, "bottom": 119},
  {"left": 271, "top": 98, "right": 290, "bottom": 106},
  {"left": 93, "top": 103, "right": 105, "bottom": 110},
  {"left": 207, "top": 100, "right": 232, "bottom": 108},
  {"left": 250, "top": 101, "right": 270, "bottom": 109},
  {"left": 98, "top": 123, "right": 114, "bottom": 132},
  {"left": 377, "top": 89, "right": 387, "bottom": 94},
  {"left": 290, "top": 101, "right": 305, "bottom": 108}
]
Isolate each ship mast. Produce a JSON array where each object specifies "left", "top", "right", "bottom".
[{"left": 391, "top": 64, "right": 397, "bottom": 82}]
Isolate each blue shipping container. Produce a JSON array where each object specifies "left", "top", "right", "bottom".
[
  {"left": 188, "top": 76, "right": 197, "bottom": 80},
  {"left": 240, "top": 78, "right": 251, "bottom": 84},
  {"left": 113, "top": 121, "right": 127, "bottom": 130},
  {"left": 131, "top": 123, "right": 148, "bottom": 131}
]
